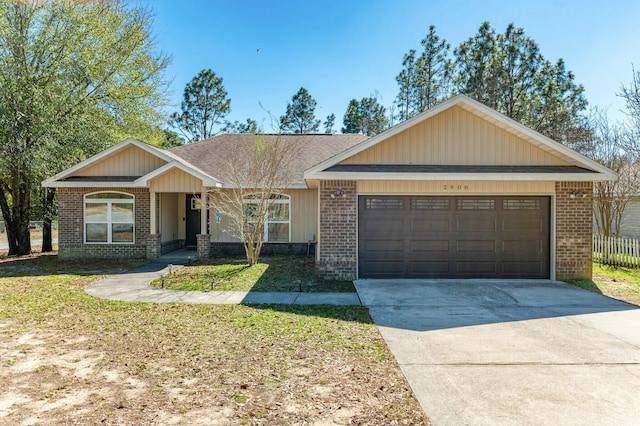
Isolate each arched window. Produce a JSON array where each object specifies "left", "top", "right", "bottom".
[
  {"left": 84, "top": 192, "right": 135, "bottom": 244},
  {"left": 243, "top": 193, "right": 290, "bottom": 242}
]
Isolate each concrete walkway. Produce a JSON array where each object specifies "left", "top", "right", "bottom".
[
  {"left": 85, "top": 249, "right": 361, "bottom": 306},
  {"left": 355, "top": 279, "right": 640, "bottom": 426}
]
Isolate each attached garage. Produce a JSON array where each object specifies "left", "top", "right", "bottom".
[
  {"left": 305, "top": 95, "right": 617, "bottom": 281},
  {"left": 358, "top": 195, "right": 550, "bottom": 279}
]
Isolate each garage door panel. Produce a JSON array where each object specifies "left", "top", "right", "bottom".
[
  {"left": 358, "top": 196, "right": 549, "bottom": 279},
  {"left": 456, "top": 217, "right": 497, "bottom": 232},
  {"left": 362, "top": 239, "right": 404, "bottom": 252},
  {"left": 456, "top": 240, "right": 496, "bottom": 253},
  {"left": 502, "top": 217, "right": 544, "bottom": 232},
  {"left": 409, "top": 261, "right": 451, "bottom": 274},
  {"left": 363, "top": 218, "right": 404, "bottom": 233},
  {"left": 501, "top": 239, "right": 544, "bottom": 254},
  {"left": 410, "top": 218, "right": 451, "bottom": 232},
  {"left": 501, "top": 261, "right": 544, "bottom": 274},
  {"left": 455, "top": 261, "right": 497, "bottom": 274},
  {"left": 410, "top": 240, "right": 450, "bottom": 252}
]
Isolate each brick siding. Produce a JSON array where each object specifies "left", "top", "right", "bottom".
[
  {"left": 146, "top": 233, "right": 161, "bottom": 259},
  {"left": 196, "top": 234, "right": 210, "bottom": 259},
  {"left": 58, "top": 187, "right": 150, "bottom": 259},
  {"left": 210, "top": 242, "right": 314, "bottom": 257},
  {"left": 317, "top": 180, "right": 357, "bottom": 280},
  {"left": 555, "top": 181, "right": 593, "bottom": 279}
]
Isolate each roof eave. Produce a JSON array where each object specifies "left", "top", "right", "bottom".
[
  {"left": 306, "top": 171, "right": 616, "bottom": 182},
  {"left": 41, "top": 180, "right": 142, "bottom": 188},
  {"left": 134, "top": 161, "right": 223, "bottom": 188}
]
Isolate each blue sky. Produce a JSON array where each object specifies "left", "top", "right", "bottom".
[{"left": 146, "top": 0, "right": 640, "bottom": 131}]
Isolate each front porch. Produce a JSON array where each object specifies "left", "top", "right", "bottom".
[{"left": 146, "top": 191, "right": 211, "bottom": 261}]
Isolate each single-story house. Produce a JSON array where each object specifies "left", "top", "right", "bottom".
[{"left": 43, "top": 95, "right": 616, "bottom": 280}]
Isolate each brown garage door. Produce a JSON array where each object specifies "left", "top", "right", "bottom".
[{"left": 358, "top": 196, "right": 550, "bottom": 279}]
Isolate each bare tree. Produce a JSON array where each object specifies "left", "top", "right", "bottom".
[
  {"left": 591, "top": 110, "right": 640, "bottom": 238},
  {"left": 207, "top": 134, "right": 298, "bottom": 265},
  {"left": 619, "top": 65, "right": 640, "bottom": 160}
]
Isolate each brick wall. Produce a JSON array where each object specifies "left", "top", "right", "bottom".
[
  {"left": 196, "top": 234, "right": 210, "bottom": 260},
  {"left": 146, "top": 233, "right": 161, "bottom": 259},
  {"left": 318, "top": 180, "right": 357, "bottom": 280},
  {"left": 210, "top": 242, "right": 314, "bottom": 257},
  {"left": 58, "top": 187, "right": 150, "bottom": 259},
  {"left": 556, "top": 181, "right": 593, "bottom": 280}
]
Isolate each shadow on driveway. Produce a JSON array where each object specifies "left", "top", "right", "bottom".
[
  {"left": 355, "top": 279, "right": 640, "bottom": 425},
  {"left": 354, "top": 279, "right": 638, "bottom": 332}
]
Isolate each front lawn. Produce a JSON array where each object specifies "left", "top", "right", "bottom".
[
  {"left": 566, "top": 263, "right": 640, "bottom": 306},
  {"left": 0, "top": 254, "right": 427, "bottom": 425},
  {"left": 150, "top": 255, "right": 355, "bottom": 293}
]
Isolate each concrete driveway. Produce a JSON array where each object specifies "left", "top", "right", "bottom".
[{"left": 354, "top": 279, "right": 640, "bottom": 426}]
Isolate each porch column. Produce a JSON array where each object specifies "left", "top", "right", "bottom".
[
  {"left": 197, "top": 190, "right": 210, "bottom": 260},
  {"left": 200, "top": 190, "right": 207, "bottom": 234},
  {"left": 150, "top": 191, "right": 157, "bottom": 234},
  {"left": 146, "top": 191, "right": 161, "bottom": 259}
]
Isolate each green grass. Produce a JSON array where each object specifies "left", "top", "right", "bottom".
[
  {"left": 150, "top": 255, "right": 355, "bottom": 292},
  {"left": 0, "top": 253, "right": 427, "bottom": 425},
  {"left": 565, "top": 263, "right": 640, "bottom": 306}
]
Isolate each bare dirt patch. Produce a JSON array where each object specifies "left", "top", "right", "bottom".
[{"left": 0, "top": 253, "right": 429, "bottom": 425}]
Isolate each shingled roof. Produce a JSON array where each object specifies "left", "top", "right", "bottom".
[{"left": 170, "top": 133, "right": 368, "bottom": 186}]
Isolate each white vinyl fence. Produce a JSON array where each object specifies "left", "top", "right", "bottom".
[{"left": 593, "top": 234, "right": 640, "bottom": 267}]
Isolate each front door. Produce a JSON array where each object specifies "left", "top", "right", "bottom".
[{"left": 185, "top": 194, "right": 201, "bottom": 247}]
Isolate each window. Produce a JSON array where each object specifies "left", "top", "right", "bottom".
[
  {"left": 411, "top": 199, "right": 449, "bottom": 210},
  {"left": 85, "top": 192, "right": 134, "bottom": 243},
  {"left": 365, "top": 198, "right": 404, "bottom": 209},
  {"left": 503, "top": 199, "right": 541, "bottom": 210},
  {"left": 457, "top": 199, "right": 495, "bottom": 210},
  {"left": 243, "top": 194, "right": 290, "bottom": 242}
]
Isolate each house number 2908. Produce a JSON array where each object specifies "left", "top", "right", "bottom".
[{"left": 443, "top": 185, "right": 469, "bottom": 191}]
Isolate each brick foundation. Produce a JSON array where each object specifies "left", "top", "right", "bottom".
[
  {"left": 161, "top": 239, "right": 185, "bottom": 255},
  {"left": 58, "top": 187, "right": 150, "bottom": 259},
  {"left": 555, "top": 181, "right": 593, "bottom": 280},
  {"left": 317, "top": 180, "right": 357, "bottom": 280},
  {"left": 146, "top": 234, "right": 161, "bottom": 259},
  {"left": 196, "top": 234, "right": 210, "bottom": 260},
  {"left": 210, "top": 242, "right": 314, "bottom": 257}
]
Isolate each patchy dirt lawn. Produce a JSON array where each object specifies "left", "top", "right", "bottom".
[{"left": 0, "top": 253, "right": 429, "bottom": 425}]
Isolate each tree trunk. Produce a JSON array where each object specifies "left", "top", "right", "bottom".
[
  {"left": 42, "top": 188, "right": 56, "bottom": 252},
  {"left": 0, "top": 178, "right": 32, "bottom": 256}
]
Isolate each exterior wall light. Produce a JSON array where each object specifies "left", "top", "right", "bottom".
[{"left": 330, "top": 189, "right": 346, "bottom": 198}]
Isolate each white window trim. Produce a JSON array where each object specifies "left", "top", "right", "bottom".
[
  {"left": 84, "top": 191, "right": 135, "bottom": 244},
  {"left": 243, "top": 194, "right": 291, "bottom": 242}
]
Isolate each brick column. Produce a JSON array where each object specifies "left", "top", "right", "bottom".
[
  {"left": 318, "top": 180, "right": 357, "bottom": 280},
  {"left": 146, "top": 233, "right": 161, "bottom": 259},
  {"left": 197, "top": 234, "right": 210, "bottom": 260},
  {"left": 555, "top": 181, "right": 593, "bottom": 280}
]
